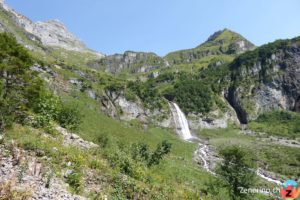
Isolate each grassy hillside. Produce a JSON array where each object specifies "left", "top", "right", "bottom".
[
  {"left": 248, "top": 111, "right": 300, "bottom": 138},
  {"left": 165, "top": 29, "right": 254, "bottom": 69}
]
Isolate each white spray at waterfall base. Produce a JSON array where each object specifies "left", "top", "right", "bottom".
[{"left": 170, "top": 102, "right": 193, "bottom": 140}]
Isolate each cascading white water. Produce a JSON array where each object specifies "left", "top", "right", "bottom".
[
  {"left": 194, "top": 144, "right": 216, "bottom": 175},
  {"left": 171, "top": 102, "right": 193, "bottom": 140},
  {"left": 256, "top": 169, "right": 282, "bottom": 185}
]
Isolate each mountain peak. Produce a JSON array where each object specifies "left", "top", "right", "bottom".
[
  {"left": 199, "top": 28, "right": 255, "bottom": 54},
  {"left": 206, "top": 28, "right": 231, "bottom": 42},
  {"left": 204, "top": 28, "right": 251, "bottom": 45},
  {"left": 165, "top": 29, "right": 255, "bottom": 65}
]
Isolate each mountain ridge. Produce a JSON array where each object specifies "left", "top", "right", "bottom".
[{"left": 0, "top": 1, "right": 104, "bottom": 56}]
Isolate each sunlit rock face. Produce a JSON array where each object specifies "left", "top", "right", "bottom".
[
  {"left": 225, "top": 44, "right": 300, "bottom": 123},
  {"left": 31, "top": 20, "right": 87, "bottom": 51},
  {"left": 0, "top": 1, "right": 104, "bottom": 56}
]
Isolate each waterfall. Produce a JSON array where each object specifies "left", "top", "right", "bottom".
[
  {"left": 170, "top": 102, "right": 193, "bottom": 140},
  {"left": 169, "top": 102, "right": 283, "bottom": 186}
]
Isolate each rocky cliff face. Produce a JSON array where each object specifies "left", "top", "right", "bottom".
[
  {"left": 225, "top": 38, "right": 300, "bottom": 123},
  {"left": 0, "top": 1, "right": 104, "bottom": 55},
  {"left": 100, "top": 90, "right": 172, "bottom": 128},
  {"left": 88, "top": 51, "right": 167, "bottom": 74},
  {"left": 30, "top": 19, "right": 87, "bottom": 52}
]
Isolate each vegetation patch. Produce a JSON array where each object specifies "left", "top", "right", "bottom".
[{"left": 248, "top": 111, "right": 300, "bottom": 138}]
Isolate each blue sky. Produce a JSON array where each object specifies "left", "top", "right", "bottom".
[{"left": 6, "top": 0, "right": 300, "bottom": 56}]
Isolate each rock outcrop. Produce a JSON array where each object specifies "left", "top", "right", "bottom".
[
  {"left": 30, "top": 19, "right": 87, "bottom": 52},
  {"left": 88, "top": 51, "right": 166, "bottom": 74},
  {"left": 55, "top": 126, "right": 98, "bottom": 150},
  {"left": 0, "top": 145, "right": 86, "bottom": 200},
  {"left": 188, "top": 108, "right": 238, "bottom": 130},
  {"left": 225, "top": 37, "right": 300, "bottom": 123},
  {"left": 100, "top": 90, "right": 172, "bottom": 128}
]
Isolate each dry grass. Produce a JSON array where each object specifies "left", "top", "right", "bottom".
[{"left": 0, "top": 178, "right": 32, "bottom": 200}]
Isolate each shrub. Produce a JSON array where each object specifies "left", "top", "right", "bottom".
[
  {"left": 124, "top": 90, "right": 136, "bottom": 102},
  {"left": 33, "top": 92, "right": 60, "bottom": 121},
  {"left": 148, "top": 140, "right": 172, "bottom": 167},
  {"left": 65, "top": 170, "right": 83, "bottom": 194},
  {"left": 131, "top": 143, "right": 150, "bottom": 162},
  {"left": 131, "top": 141, "right": 172, "bottom": 167},
  {"left": 56, "top": 103, "right": 82, "bottom": 131},
  {"left": 65, "top": 155, "right": 84, "bottom": 194},
  {"left": 111, "top": 175, "right": 141, "bottom": 200},
  {"left": 108, "top": 151, "right": 135, "bottom": 177},
  {"left": 31, "top": 114, "right": 50, "bottom": 128},
  {"left": 97, "top": 134, "right": 110, "bottom": 148}
]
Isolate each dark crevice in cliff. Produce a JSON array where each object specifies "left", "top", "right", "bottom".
[
  {"left": 295, "top": 96, "right": 300, "bottom": 112},
  {"left": 224, "top": 87, "right": 248, "bottom": 124}
]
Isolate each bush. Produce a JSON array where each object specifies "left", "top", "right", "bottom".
[
  {"left": 0, "top": 33, "right": 84, "bottom": 133},
  {"left": 107, "top": 140, "right": 172, "bottom": 180},
  {"left": 124, "top": 90, "right": 136, "bottom": 102},
  {"left": 148, "top": 140, "right": 172, "bottom": 167},
  {"left": 65, "top": 170, "right": 83, "bottom": 194},
  {"left": 131, "top": 141, "right": 172, "bottom": 167},
  {"left": 56, "top": 103, "right": 82, "bottom": 131},
  {"left": 97, "top": 134, "right": 110, "bottom": 148},
  {"left": 108, "top": 151, "right": 143, "bottom": 179},
  {"left": 33, "top": 92, "right": 60, "bottom": 121},
  {"left": 31, "top": 115, "right": 50, "bottom": 128},
  {"left": 32, "top": 91, "right": 82, "bottom": 131},
  {"left": 131, "top": 143, "right": 150, "bottom": 162}
]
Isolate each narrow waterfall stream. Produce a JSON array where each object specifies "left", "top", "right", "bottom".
[
  {"left": 170, "top": 102, "right": 193, "bottom": 140},
  {"left": 169, "top": 102, "right": 283, "bottom": 185}
]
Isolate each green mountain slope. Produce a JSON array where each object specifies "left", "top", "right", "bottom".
[
  {"left": 166, "top": 28, "right": 255, "bottom": 64},
  {"left": 164, "top": 29, "right": 255, "bottom": 72}
]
